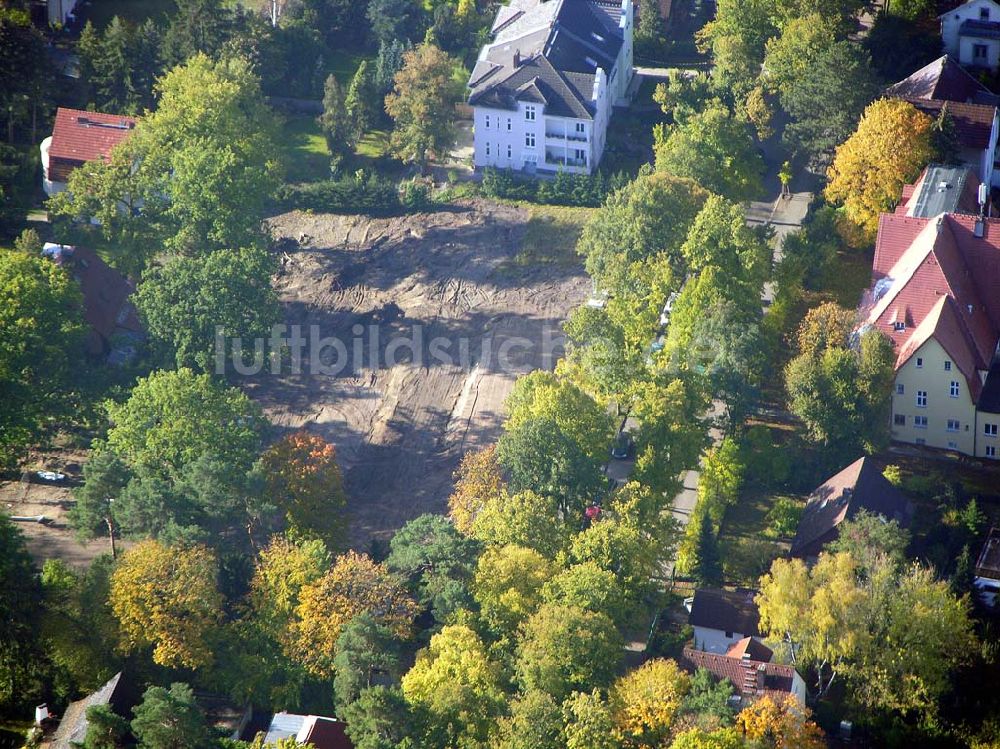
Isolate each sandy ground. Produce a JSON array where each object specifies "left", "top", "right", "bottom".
[
  {"left": 0, "top": 447, "right": 115, "bottom": 568},
  {"left": 249, "top": 200, "right": 589, "bottom": 545}
]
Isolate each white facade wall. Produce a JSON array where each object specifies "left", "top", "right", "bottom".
[
  {"left": 614, "top": 0, "right": 635, "bottom": 104},
  {"left": 472, "top": 68, "right": 610, "bottom": 174},
  {"left": 941, "top": 0, "right": 1000, "bottom": 70},
  {"left": 692, "top": 626, "right": 760, "bottom": 655}
]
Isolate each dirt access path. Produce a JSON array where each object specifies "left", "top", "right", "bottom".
[{"left": 250, "top": 200, "right": 590, "bottom": 546}]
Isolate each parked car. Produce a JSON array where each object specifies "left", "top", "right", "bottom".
[{"left": 611, "top": 432, "right": 632, "bottom": 459}]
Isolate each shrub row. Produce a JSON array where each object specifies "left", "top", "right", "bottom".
[
  {"left": 480, "top": 167, "right": 630, "bottom": 207},
  {"left": 276, "top": 174, "right": 433, "bottom": 215}
]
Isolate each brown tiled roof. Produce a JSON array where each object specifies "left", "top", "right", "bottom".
[
  {"left": 886, "top": 55, "right": 998, "bottom": 105},
  {"left": 680, "top": 647, "right": 799, "bottom": 701},
  {"left": 790, "top": 457, "right": 914, "bottom": 558},
  {"left": 904, "top": 98, "right": 997, "bottom": 150},
  {"left": 43, "top": 245, "right": 141, "bottom": 341},
  {"left": 688, "top": 589, "right": 761, "bottom": 636},
  {"left": 726, "top": 636, "right": 773, "bottom": 662},
  {"left": 49, "top": 108, "right": 136, "bottom": 165},
  {"left": 301, "top": 717, "right": 353, "bottom": 749}
]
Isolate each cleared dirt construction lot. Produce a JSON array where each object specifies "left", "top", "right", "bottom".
[{"left": 250, "top": 200, "right": 591, "bottom": 544}]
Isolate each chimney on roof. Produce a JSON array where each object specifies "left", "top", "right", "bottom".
[
  {"left": 975, "top": 219, "right": 985, "bottom": 238},
  {"left": 513, "top": 49, "right": 521, "bottom": 67},
  {"left": 741, "top": 662, "right": 758, "bottom": 694}
]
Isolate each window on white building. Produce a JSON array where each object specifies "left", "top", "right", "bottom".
[
  {"left": 486, "top": 142, "right": 490, "bottom": 157},
  {"left": 985, "top": 423, "right": 998, "bottom": 437},
  {"left": 981, "top": 7, "right": 990, "bottom": 19},
  {"left": 944, "top": 360, "right": 952, "bottom": 371},
  {"left": 575, "top": 122, "right": 585, "bottom": 133},
  {"left": 988, "top": 445, "right": 998, "bottom": 458},
  {"left": 895, "top": 383, "right": 905, "bottom": 395},
  {"left": 947, "top": 419, "right": 960, "bottom": 432},
  {"left": 893, "top": 321, "right": 906, "bottom": 332},
  {"left": 916, "top": 357, "right": 923, "bottom": 368},
  {"left": 916, "top": 437, "right": 926, "bottom": 445},
  {"left": 507, "top": 144, "right": 512, "bottom": 159},
  {"left": 507, "top": 118, "right": 512, "bottom": 131},
  {"left": 525, "top": 132, "right": 535, "bottom": 148},
  {"left": 485, "top": 114, "right": 491, "bottom": 129},
  {"left": 894, "top": 414, "right": 906, "bottom": 426},
  {"left": 575, "top": 148, "right": 586, "bottom": 161},
  {"left": 948, "top": 440, "right": 958, "bottom": 449},
  {"left": 975, "top": 43, "right": 989, "bottom": 59},
  {"left": 916, "top": 390, "right": 927, "bottom": 407},
  {"left": 914, "top": 415, "right": 928, "bottom": 428},
  {"left": 950, "top": 381, "right": 960, "bottom": 398},
  {"left": 525, "top": 105, "right": 536, "bottom": 121}
]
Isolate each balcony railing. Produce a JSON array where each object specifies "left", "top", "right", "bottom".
[{"left": 544, "top": 131, "right": 589, "bottom": 142}]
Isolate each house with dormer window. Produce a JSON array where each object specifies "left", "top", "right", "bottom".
[
  {"left": 468, "top": 0, "right": 634, "bottom": 175},
  {"left": 941, "top": 0, "right": 1000, "bottom": 72}
]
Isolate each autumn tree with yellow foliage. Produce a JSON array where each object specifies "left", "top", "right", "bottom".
[
  {"left": 109, "top": 540, "right": 222, "bottom": 669},
  {"left": 610, "top": 658, "right": 690, "bottom": 747},
  {"left": 736, "top": 695, "right": 825, "bottom": 749},
  {"left": 447, "top": 445, "right": 506, "bottom": 534},
  {"left": 824, "top": 98, "right": 934, "bottom": 244},
  {"left": 291, "top": 551, "right": 418, "bottom": 678}
]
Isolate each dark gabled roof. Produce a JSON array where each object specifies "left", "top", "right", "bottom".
[
  {"left": 49, "top": 673, "right": 126, "bottom": 749},
  {"left": 680, "top": 647, "right": 800, "bottom": 702},
  {"left": 886, "top": 55, "right": 998, "bottom": 105},
  {"left": 977, "top": 360, "right": 1000, "bottom": 412},
  {"left": 688, "top": 589, "right": 761, "bottom": 636},
  {"left": 790, "top": 458, "right": 914, "bottom": 557},
  {"left": 301, "top": 717, "right": 353, "bottom": 749},
  {"left": 960, "top": 17, "right": 1000, "bottom": 38},
  {"left": 469, "top": 54, "right": 595, "bottom": 119},
  {"left": 470, "top": 0, "right": 622, "bottom": 117}
]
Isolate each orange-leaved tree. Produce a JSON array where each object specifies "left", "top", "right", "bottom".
[{"left": 260, "top": 431, "right": 347, "bottom": 549}]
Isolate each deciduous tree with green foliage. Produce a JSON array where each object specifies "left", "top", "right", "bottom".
[
  {"left": 384, "top": 43, "right": 465, "bottom": 166},
  {"left": 655, "top": 105, "right": 764, "bottom": 202},
  {"left": 0, "top": 245, "right": 84, "bottom": 470},
  {"left": 784, "top": 306, "right": 895, "bottom": 457},
  {"left": 473, "top": 544, "right": 554, "bottom": 640},
  {"left": 52, "top": 54, "right": 281, "bottom": 260},
  {"left": 516, "top": 603, "right": 624, "bottom": 701},
  {"left": 401, "top": 624, "right": 505, "bottom": 748},
  {"left": 135, "top": 246, "right": 280, "bottom": 372},
  {"left": 0, "top": 513, "right": 45, "bottom": 711},
  {"left": 469, "top": 489, "right": 569, "bottom": 558}
]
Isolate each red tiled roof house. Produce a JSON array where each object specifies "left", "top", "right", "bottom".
[
  {"left": 40, "top": 108, "right": 136, "bottom": 198},
  {"left": 859, "top": 164, "right": 1000, "bottom": 459}
]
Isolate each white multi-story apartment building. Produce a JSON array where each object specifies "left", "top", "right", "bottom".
[{"left": 468, "top": 0, "right": 634, "bottom": 175}]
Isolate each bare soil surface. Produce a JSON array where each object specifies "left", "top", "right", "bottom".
[
  {"left": 0, "top": 446, "right": 117, "bottom": 568},
  {"left": 251, "top": 200, "right": 589, "bottom": 546}
]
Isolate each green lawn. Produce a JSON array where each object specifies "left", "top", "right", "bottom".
[
  {"left": 327, "top": 48, "right": 368, "bottom": 85},
  {"left": 356, "top": 129, "right": 391, "bottom": 160},
  {"left": 517, "top": 204, "right": 594, "bottom": 265},
  {"left": 75, "top": 0, "right": 176, "bottom": 28},
  {"left": 279, "top": 114, "right": 331, "bottom": 183}
]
